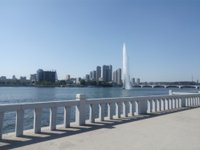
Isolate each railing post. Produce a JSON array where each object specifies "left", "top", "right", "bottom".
[
  {"left": 99, "top": 103, "right": 105, "bottom": 121},
  {"left": 50, "top": 107, "right": 57, "bottom": 130},
  {"left": 0, "top": 112, "right": 4, "bottom": 139},
  {"left": 34, "top": 108, "right": 42, "bottom": 133},
  {"left": 179, "top": 98, "right": 182, "bottom": 108},
  {"left": 165, "top": 99, "right": 168, "bottom": 110},
  {"left": 162, "top": 99, "right": 166, "bottom": 111},
  {"left": 174, "top": 99, "right": 177, "bottom": 109},
  {"left": 148, "top": 100, "right": 153, "bottom": 113},
  {"left": 108, "top": 102, "right": 114, "bottom": 120},
  {"left": 76, "top": 94, "right": 86, "bottom": 126},
  {"left": 116, "top": 102, "right": 122, "bottom": 118},
  {"left": 64, "top": 106, "right": 71, "bottom": 128},
  {"left": 129, "top": 101, "right": 135, "bottom": 116},
  {"left": 123, "top": 102, "right": 129, "bottom": 117},
  {"left": 138, "top": 100, "right": 148, "bottom": 115},
  {"left": 168, "top": 99, "right": 171, "bottom": 110},
  {"left": 135, "top": 101, "right": 139, "bottom": 115},
  {"left": 172, "top": 99, "right": 175, "bottom": 109},
  {"left": 195, "top": 97, "right": 197, "bottom": 106},
  {"left": 154, "top": 100, "right": 158, "bottom": 112},
  {"left": 158, "top": 100, "right": 162, "bottom": 111},
  {"left": 188, "top": 98, "right": 191, "bottom": 106},
  {"left": 89, "top": 104, "right": 96, "bottom": 123},
  {"left": 16, "top": 109, "right": 24, "bottom": 137}
]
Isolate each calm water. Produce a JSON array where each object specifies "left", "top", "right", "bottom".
[{"left": 0, "top": 87, "right": 198, "bottom": 133}]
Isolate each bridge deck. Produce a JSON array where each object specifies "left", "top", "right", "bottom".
[{"left": 1, "top": 107, "right": 200, "bottom": 150}]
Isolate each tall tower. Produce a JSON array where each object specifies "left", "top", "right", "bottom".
[{"left": 122, "top": 43, "right": 131, "bottom": 89}]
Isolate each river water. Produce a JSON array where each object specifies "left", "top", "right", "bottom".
[{"left": 0, "top": 87, "right": 198, "bottom": 133}]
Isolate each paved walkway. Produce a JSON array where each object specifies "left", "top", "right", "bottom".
[{"left": 1, "top": 107, "right": 200, "bottom": 150}]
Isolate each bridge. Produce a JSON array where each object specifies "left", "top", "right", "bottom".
[{"left": 133, "top": 84, "right": 200, "bottom": 89}]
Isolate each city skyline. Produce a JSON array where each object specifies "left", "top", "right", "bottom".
[{"left": 0, "top": 0, "right": 200, "bottom": 82}]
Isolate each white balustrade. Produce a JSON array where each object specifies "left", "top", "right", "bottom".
[{"left": 0, "top": 93, "right": 200, "bottom": 139}]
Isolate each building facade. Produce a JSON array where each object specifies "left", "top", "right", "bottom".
[
  {"left": 113, "top": 68, "right": 122, "bottom": 85},
  {"left": 96, "top": 66, "right": 101, "bottom": 81},
  {"left": 36, "top": 69, "right": 57, "bottom": 83}
]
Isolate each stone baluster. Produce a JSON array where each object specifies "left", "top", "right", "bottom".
[
  {"left": 76, "top": 94, "right": 86, "bottom": 126},
  {"left": 135, "top": 101, "right": 139, "bottom": 115},
  {"left": 163, "top": 99, "right": 166, "bottom": 111},
  {"left": 174, "top": 99, "right": 177, "bottom": 109},
  {"left": 172, "top": 99, "right": 175, "bottom": 109},
  {"left": 16, "top": 109, "right": 24, "bottom": 136},
  {"left": 50, "top": 107, "right": 57, "bottom": 130},
  {"left": 188, "top": 98, "right": 191, "bottom": 106},
  {"left": 99, "top": 103, "right": 106, "bottom": 121},
  {"left": 177, "top": 98, "right": 180, "bottom": 108},
  {"left": 89, "top": 104, "right": 96, "bottom": 123},
  {"left": 155, "top": 100, "right": 158, "bottom": 112},
  {"left": 123, "top": 101, "right": 129, "bottom": 117},
  {"left": 147, "top": 100, "right": 152, "bottom": 113},
  {"left": 108, "top": 102, "right": 114, "bottom": 120},
  {"left": 195, "top": 97, "right": 198, "bottom": 106},
  {"left": 64, "top": 106, "right": 71, "bottom": 128},
  {"left": 34, "top": 108, "right": 42, "bottom": 133},
  {"left": 165, "top": 99, "right": 168, "bottom": 110},
  {"left": 116, "top": 102, "right": 122, "bottom": 118},
  {"left": 137, "top": 100, "right": 148, "bottom": 115},
  {"left": 0, "top": 112, "right": 4, "bottom": 139},
  {"left": 169, "top": 99, "right": 172, "bottom": 109},
  {"left": 158, "top": 100, "right": 162, "bottom": 111},
  {"left": 129, "top": 101, "right": 135, "bottom": 116}
]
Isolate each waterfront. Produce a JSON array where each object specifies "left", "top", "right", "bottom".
[{"left": 0, "top": 87, "right": 198, "bottom": 133}]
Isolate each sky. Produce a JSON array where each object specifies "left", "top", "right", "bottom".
[{"left": 0, "top": 0, "right": 200, "bottom": 82}]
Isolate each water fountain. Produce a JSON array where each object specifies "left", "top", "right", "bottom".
[{"left": 122, "top": 43, "right": 131, "bottom": 90}]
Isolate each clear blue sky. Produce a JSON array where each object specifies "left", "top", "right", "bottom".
[{"left": 0, "top": 0, "right": 200, "bottom": 82}]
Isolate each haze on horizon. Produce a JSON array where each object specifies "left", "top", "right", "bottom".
[{"left": 0, "top": 0, "right": 200, "bottom": 82}]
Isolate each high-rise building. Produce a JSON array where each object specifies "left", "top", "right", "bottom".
[
  {"left": 102, "top": 65, "right": 112, "bottom": 82},
  {"left": 113, "top": 71, "right": 117, "bottom": 84},
  {"left": 85, "top": 74, "right": 90, "bottom": 81},
  {"left": 30, "top": 74, "right": 37, "bottom": 82},
  {"left": 36, "top": 69, "right": 57, "bottom": 83},
  {"left": 12, "top": 75, "right": 17, "bottom": 80},
  {"left": 108, "top": 65, "right": 112, "bottom": 81},
  {"left": 113, "top": 68, "right": 122, "bottom": 85},
  {"left": 132, "top": 78, "right": 136, "bottom": 84},
  {"left": 0, "top": 76, "right": 7, "bottom": 81},
  {"left": 136, "top": 78, "right": 141, "bottom": 84},
  {"left": 90, "top": 70, "right": 96, "bottom": 81},
  {"left": 66, "top": 75, "right": 70, "bottom": 80},
  {"left": 96, "top": 66, "right": 101, "bottom": 81}
]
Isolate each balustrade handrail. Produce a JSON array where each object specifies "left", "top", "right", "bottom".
[{"left": 0, "top": 93, "right": 200, "bottom": 140}]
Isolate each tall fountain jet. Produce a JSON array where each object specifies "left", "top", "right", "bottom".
[{"left": 122, "top": 43, "right": 131, "bottom": 90}]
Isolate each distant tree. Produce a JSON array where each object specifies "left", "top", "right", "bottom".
[{"left": 80, "top": 79, "right": 86, "bottom": 85}]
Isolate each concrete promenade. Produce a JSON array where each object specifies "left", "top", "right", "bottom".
[{"left": 1, "top": 107, "right": 200, "bottom": 150}]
